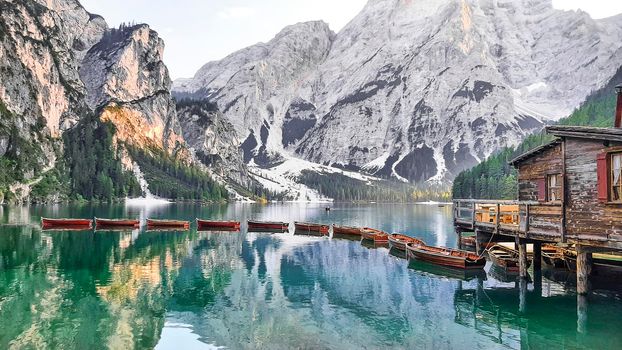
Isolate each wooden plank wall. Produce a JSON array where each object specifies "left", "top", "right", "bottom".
[
  {"left": 565, "top": 138, "right": 622, "bottom": 242},
  {"left": 517, "top": 144, "right": 563, "bottom": 202}
]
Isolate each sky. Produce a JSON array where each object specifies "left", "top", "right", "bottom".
[{"left": 80, "top": 0, "right": 622, "bottom": 80}]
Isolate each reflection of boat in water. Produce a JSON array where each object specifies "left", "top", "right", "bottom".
[
  {"left": 487, "top": 244, "right": 531, "bottom": 274},
  {"left": 361, "top": 239, "right": 387, "bottom": 249},
  {"left": 408, "top": 259, "right": 486, "bottom": 281},
  {"left": 332, "top": 233, "right": 362, "bottom": 241},
  {"left": 407, "top": 244, "right": 486, "bottom": 270},
  {"left": 388, "top": 233, "right": 425, "bottom": 251},
  {"left": 488, "top": 264, "right": 521, "bottom": 283},
  {"left": 389, "top": 246, "right": 408, "bottom": 260}
]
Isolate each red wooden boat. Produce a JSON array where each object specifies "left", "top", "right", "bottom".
[
  {"left": 295, "top": 222, "right": 329, "bottom": 235},
  {"left": 406, "top": 244, "right": 486, "bottom": 270},
  {"left": 41, "top": 218, "right": 92, "bottom": 229},
  {"left": 95, "top": 218, "right": 139, "bottom": 228},
  {"left": 388, "top": 234, "right": 425, "bottom": 251},
  {"left": 146, "top": 219, "right": 189, "bottom": 230},
  {"left": 247, "top": 220, "right": 289, "bottom": 231},
  {"left": 196, "top": 219, "right": 241, "bottom": 231},
  {"left": 361, "top": 227, "right": 389, "bottom": 243},
  {"left": 332, "top": 225, "right": 362, "bottom": 236},
  {"left": 486, "top": 244, "right": 531, "bottom": 274}
]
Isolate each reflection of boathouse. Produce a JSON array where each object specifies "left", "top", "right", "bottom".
[{"left": 454, "top": 84, "right": 622, "bottom": 295}]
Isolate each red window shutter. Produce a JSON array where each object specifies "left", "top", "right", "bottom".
[
  {"left": 597, "top": 152, "right": 608, "bottom": 202},
  {"left": 537, "top": 178, "right": 546, "bottom": 202}
]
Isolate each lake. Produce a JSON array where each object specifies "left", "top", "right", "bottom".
[{"left": 0, "top": 202, "right": 621, "bottom": 349}]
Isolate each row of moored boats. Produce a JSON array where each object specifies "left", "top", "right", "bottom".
[{"left": 43, "top": 218, "right": 618, "bottom": 273}]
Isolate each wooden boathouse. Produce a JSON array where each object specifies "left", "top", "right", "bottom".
[{"left": 453, "top": 84, "right": 622, "bottom": 294}]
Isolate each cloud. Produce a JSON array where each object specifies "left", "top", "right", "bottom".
[{"left": 218, "top": 6, "right": 256, "bottom": 20}]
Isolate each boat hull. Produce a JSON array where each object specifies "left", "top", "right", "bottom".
[
  {"left": 197, "top": 219, "right": 240, "bottom": 231},
  {"left": 248, "top": 220, "right": 289, "bottom": 231},
  {"left": 407, "top": 245, "right": 485, "bottom": 270},
  {"left": 294, "top": 222, "right": 329, "bottom": 235},
  {"left": 95, "top": 218, "right": 139, "bottom": 229},
  {"left": 332, "top": 225, "right": 362, "bottom": 236},
  {"left": 146, "top": 219, "right": 190, "bottom": 229},
  {"left": 41, "top": 218, "right": 92, "bottom": 229},
  {"left": 486, "top": 245, "right": 531, "bottom": 274},
  {"left": 361, "top": 228, "right": 389, "bottom": 243},
  {"left": 388, "top": 234, "right": 425, "bottom": 252}
]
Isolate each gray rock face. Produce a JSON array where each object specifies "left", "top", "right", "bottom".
[
  {"left": 176, "top": 100, "right": 252, "bottom": 187},
  {"left": 175, "top": 0, "right": 622, "bottom": 183},
  {"left": 174, "top": 21, "right": 335, "bottom": 166},
  {"left": 80, "top": 23, "right": 184, "bottom": 151}
]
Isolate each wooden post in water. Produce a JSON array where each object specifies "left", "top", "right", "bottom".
[
  {"left": 576, "top": 245, "right": 593, "bottom": 295},
  {"left": 517, "top": 238, "right": 529, "bottom": 279},
  {"left": 577, "top": 294, "right": 588, "bottom": 333},
  {"left": 533, "top": 242, "right": 542, "bottom": 273}
]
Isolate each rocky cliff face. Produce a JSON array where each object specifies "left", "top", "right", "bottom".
[
  {"left": 174, "top": 21, "right": 335, "bottom": 167},
  {"left": 174, "top": 0, "right": 622, "bottom": 184},
  {"left": 80, "top": 23, "right": 185, "bottom": 153},
  {"left": 0, "top": 0, "right": 250, "bottom": 202},
  {"left": 0, "top": 0, "right": 107, "bottom": 185},
  {"left": 176, "top": 99, "right": 252, "bottom": 187}
]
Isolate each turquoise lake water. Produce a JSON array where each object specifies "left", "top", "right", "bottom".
[{"left": 0, "top": 203, "right": 621, "bottom": 349}]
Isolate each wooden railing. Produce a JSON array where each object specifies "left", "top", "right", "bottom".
[{"left": 453, "top": 199, "right": 563, "bottom": 238}]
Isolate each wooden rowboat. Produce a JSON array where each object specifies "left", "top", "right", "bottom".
[
  {"left": 542, "top": 244, "right": 565, "bottom": 268},
  {"left": 146, "top": 219, "right": 190, "bottom": 229},
  {"left": 294, "top": 222, "right": 329, "bottom": 235},
  {"left": 332, "top": 225, "right": 362, "bottom": 236},
  {"left": 406, "top": 244, "right": 486, "bottom": 270},
  {"left": 361, "top": 227, "right": 389, "bottom": 243},
  {"left": 388, "top": 234, "right": 425, "bottom": 251},
  {"left": 95, "top": 218, "right": 139, "bottom": 228},
  {"left": 41, "top": 218, "right": 92, "bottom": 229},
  {"left": 196, "top": 219, "right": 240, "bottom": 231},
  {"left": 486, "top": 244, "right": 531, "bottom": 274},
  {"left": 248, "top": 220, "right": 289, "bottom": 231},
  {"left": 562, "top": 249, "right": 622, "bottom": 272}
]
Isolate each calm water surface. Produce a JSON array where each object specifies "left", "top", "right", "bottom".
[{"left": 0, "top": 203, "right": 621, "bottom": 349}]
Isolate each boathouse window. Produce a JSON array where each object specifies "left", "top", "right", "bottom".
[
  {"left": 611, "top": 153, "right": 622, "bottom": 202},
  {"left": 546, "top": 174, "right": 562, "bottom": 202}
]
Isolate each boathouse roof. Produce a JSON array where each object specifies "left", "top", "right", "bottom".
[
  {"left": 509, "top": 139, "right": 562, "bottom": 166},
  {"left": 546, "top": 125, "right": 622, "bottom": 142},
  {"left": 509, "top": 125, "right": 622, "bottom": 166}
]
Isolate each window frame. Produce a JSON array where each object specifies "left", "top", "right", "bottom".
[
  {"left": 546, "top": 173, "right": 562, "bottom": 203},
  {"left": 610, "top": 152, "right": 622, "bottom": 203}
]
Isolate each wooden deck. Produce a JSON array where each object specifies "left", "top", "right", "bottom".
[{"left": 453, "top": 199, "right": 622, "bottom": 250}]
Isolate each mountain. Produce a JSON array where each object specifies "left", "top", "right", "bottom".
[
  {"left": 0, "top": 0, "right": 239, "bottom": 203},
  {"left": 174, "top": 0, "right": 622, "bottom": 187},
  {"left": 452, "top": 65, "right": 622, "bottom": 200}
]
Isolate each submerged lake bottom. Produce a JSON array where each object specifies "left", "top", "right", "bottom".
[{"left": 0, "top": 203, "right": 621, "bottom": 349}]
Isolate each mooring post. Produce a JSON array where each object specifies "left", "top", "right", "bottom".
[
  {"left": 533, "top": 242, "right": 542, "bottom": 273},
  {"left": 457, "top": 228, "right": 463, "bottom": 250},
  {"left": 576, "top": 245, "right": 593, "bottom": 295},
  {"left": 517, "top": 237, "right": 528, "bottom": 279}
]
